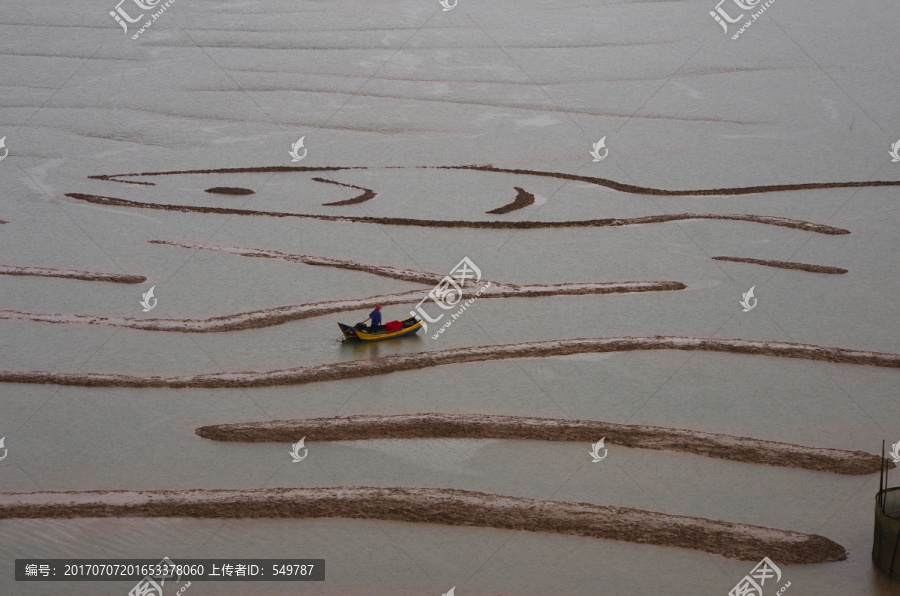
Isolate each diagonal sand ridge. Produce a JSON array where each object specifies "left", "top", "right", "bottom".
[{"left": 712, "top": 256, "right": 848, "bottom": 274}]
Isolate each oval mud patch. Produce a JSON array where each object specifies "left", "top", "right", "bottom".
[{"left": 205, "top": 187, "right": 254, "bottom": 195}]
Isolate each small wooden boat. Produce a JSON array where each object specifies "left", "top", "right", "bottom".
[{"left": 338, "top": 315, "right": 423, "bottom": 342}]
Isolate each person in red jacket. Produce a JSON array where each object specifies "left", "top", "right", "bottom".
[{"left": 368, "top": 305, "right": 382, "bottom": 332}]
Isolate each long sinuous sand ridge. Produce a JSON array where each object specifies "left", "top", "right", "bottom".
[
  {"left": 196, "top": 413, "right": 892, "bottom": 475},
  {"left": 3, "top": 336, "right": 900, "bottom": 388},
  {"left": 0, "top": 281, "right": 684, "bottom": 333},
  {"left": 0, "top": 487, "right": 847, "bottom": 564},
  {"left": 86, "top": 164, "right": 900, "bottom": 196},
  {"left": 64, "top": 192, "right": 850, "bottom": 234}
]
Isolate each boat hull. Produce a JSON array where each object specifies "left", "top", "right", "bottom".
[{"left": 339, "top": 316, "right": 422, "bottom": 342}]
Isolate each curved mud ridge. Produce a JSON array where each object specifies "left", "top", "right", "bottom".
[
  {"left": 65, "top": 192, "right": 849, "bottom": 235},
  {"left": 0, "top": 487, "right": 846, "bottom": 563},
  {"left": 196, "top": 413, "right": 891, "bottom": 476},
  {"left": 150, "top": 240, "right": 447, "bottom": 284},
  {"left": 0, "top": 265, "right": 146, "bottom": 284},
  {"left": 486, "top": 186, "right": 535, "bottom": 214},
  {"left": 313, "top": 177, "right": 377, "bottom": 206},
  {"left": 712, "top": 256, "right": 848, "bottom": 274},
  {"left": 444, "top": 165, "right": 900, "bottom": 197},
  {"left": 0, "top": 282, "right": 684, "bottom": 333},
  {"left": 3, "top": 336, "right": 899, "bottom": 388},
  {"left": 205, "top": 187, "right": 255, "bottom": 195},
  {"left": 87, "top": 164, "right": 900, "bottom": 197},
  {"left": 88, "top": 166, "right": 362, "bottom": 186}
]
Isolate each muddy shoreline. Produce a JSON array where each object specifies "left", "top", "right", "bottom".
[
  {"left": 0, "top": 486, "right": 846, "bottom": 564},
  {"left": 2, "top": 336, "right": 899, "bottom": 388},
  {"left": 196, "top": 413, "right": 890, "bottom": 475}
]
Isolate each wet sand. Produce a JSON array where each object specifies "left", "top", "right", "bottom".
[
  {"left": 0, "top": 265, "right": 146, "bottom": 284},
  {"left": 712, "top": 256, "right": 848, "bottom": 274},
  {"left": 0, "top": 487, "right": 847, "bottom": 564},
  {"left": 65, "top": 192, "right": 850, "bottom": 234},
  {"left": 3, "top": 336, "right": 899, "bottom": 388},
  {"left": 196, "top": 413, "right": 891, "bottom": 475}
]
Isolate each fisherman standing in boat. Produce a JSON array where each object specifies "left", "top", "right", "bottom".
[{"left": 368, "top": 305, "right": 382, "bottom": 332}]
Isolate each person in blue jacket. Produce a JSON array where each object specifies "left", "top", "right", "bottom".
[{"left": 368, "top": 305, "right": 382, "bottom": 332}]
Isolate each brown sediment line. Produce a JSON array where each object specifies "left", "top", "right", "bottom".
[
  {"left": 0, "top": 265, "right": 146, "bottom": 284},
  {"left": 0, "top": 281, "right": 684, "bottom": 333},
  {"left": 204, "top": 187, "right": 254, "bottom": 195},
  {"left": 442, "top": 165, "right": 900, "bottom": 196},
  {"left": 198, "top": 413, "right": 892, "bottom": 476},
  {"left": 0, "top": 487, "right": 846, "bottom": 563},
  {"left": 313, "top": 177, "right": 377, "bottom": 206},
  {"left": 2, "top": 336, "right": 899, "bottom": 389},
  {"left": 712, "top": 256, "right": 848, "bottom": 274},
  {"left": 0, "top": 220, "right": 6, "bottom": 224},
  {"left": 64, "top": 192, "right": 849, "bottom": 234},
  {"left": 486, "top": 186, "right": 535, "bottom": 214}
]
